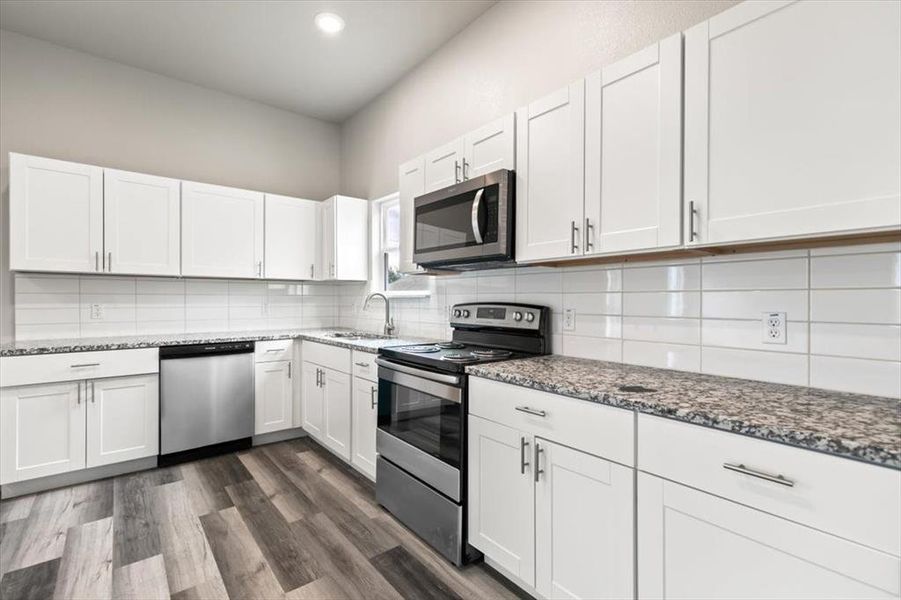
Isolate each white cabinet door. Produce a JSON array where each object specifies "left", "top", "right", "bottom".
[
  {"left": 463, "top": 113, "right": 515, "bottom": 179},
  {"left": 468, "top": 415, "right": 535, "bottom": 587},
  {"left": 351, "top": 376, "right": 378, "bottom": 480},
  {"left": 423, "top": 138, "right": 465, "bottom": 193},
  {"left": 181, "top": 181, "right": 264, "bottom": 278},
  {"left": 0, "top": 381, "right": 86, "bottom": 484},
  {"left": 301, "top": 361, "right": 324, "bottom": 440},
  {"left": 318, "top": 197, "right": 335, "bottom": 281},
  {"left": 398, "top": 157, "right": 426, "bottom": 274},
  {"left": 515, "top": 81, "right": 586, "bottom": 262},
  {"left": 254, "top": 361, "right": 293, "bottom": 435},
  {"left": 86, "top": 374, "right": 159, "bottom": 468},
  {"left": 684, "top": 0, "right": 901, "bottom": 245},
  {"left": 9, "top": 153, "right": 103, "bottom": 273},
  {"left": 264, "top": 194, "right": 318, "bottom": 281},
  {"left": 637, "top": 473, "right": 900, "bottom": 599},
  {"left": 585, "top": 34, "right": 682, "bottom": 255},
  {"left": 104, "top": 169, "right": 181, "bottom": 276},
  {"left": 322, "top": 367, "right": 351, "bottom": 461},
  {"left": 535, "top": 439, "right": 634, "bottom": 600},
  {"left": 331, "top": 196, "right": 369, "bottom": 281}
]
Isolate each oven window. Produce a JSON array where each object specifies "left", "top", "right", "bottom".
[
  {"left": 378, "top": 381, "right": 461, "bottom": 469},
  {"left": 415, "top": 184, "right": 499, "bottom": 253}
]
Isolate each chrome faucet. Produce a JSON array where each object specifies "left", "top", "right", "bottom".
[{"left": 364, "top": 292, "right": 395, "bottom": 336}]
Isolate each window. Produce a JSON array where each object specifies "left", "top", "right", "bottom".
[{"left": 372, "top": 193, "right": 430, "bottom": 295}]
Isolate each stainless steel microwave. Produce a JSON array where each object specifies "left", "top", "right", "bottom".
[{"left": 412, "top": 169, "right": 514, "bottom": 269}]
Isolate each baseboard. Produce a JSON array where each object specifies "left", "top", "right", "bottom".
[
  {"left": 253, "top": 426, "right": 308, "bottom": 446},
  {"left": 483, "top": 557, "right": 540, "bottom": 599},
  {"left": 0, "top": 456, "right": 158, "bottom": 499}
]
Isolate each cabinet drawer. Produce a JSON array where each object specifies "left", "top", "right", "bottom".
[
  {"left": 255, "top": 339, "right": 294, "bottom": 363},
  {"left": 351, "top": 350, "right": 377, "bottom": 381},
  {"left": 303, "top": 341, "right": 350, "bottom": 374},
  {"left": 0, "top": 348, "right": 159, "bottom": 388},
  {"left": 638, "top": 414, "right": 901, "bottom": 556},
  {"left": 469, "top": 377, "right": 634, "bottom": 467}
]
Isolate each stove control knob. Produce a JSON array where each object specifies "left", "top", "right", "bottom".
[
  {"left": 525, "top": 312, "right": 535, "bottom": 323},
  {"left": 461, "top": 309, "right": 470, "bottom": 318},
  {"left": 512, "top": 311, "right": 523, "bottom": 322},
  {"left": 453, "top": 309, "right": 462, "bottom": 318}
]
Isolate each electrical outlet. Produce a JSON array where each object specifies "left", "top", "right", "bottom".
[
  {"left": 563, "top": 309, "right": 576, "bottom": 331},
  {"left": 762, "top": 312, "right": 786, "bottom": 344},
  {"left": 90, "top": 304, "right": 104, "bottom": 320}
]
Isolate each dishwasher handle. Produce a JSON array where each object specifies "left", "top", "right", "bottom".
[{"left": 160, "top": 341, "right": 255, "bottom": 359}]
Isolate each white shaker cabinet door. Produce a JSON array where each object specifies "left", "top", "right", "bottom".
[
  {"left": 351, "top": 376, "right": 378, "bottom": 480},
  {"left": 463, "top": 113, "right": 515, "bottom": 179},
  {"left": 585, "top": 34, "right": 682, "bottom": 255},
  {"left": 637, "top": 473, "right": 901, "bottom": 599},
  {"left": 254, "top": 361, "right": 293, "bottom": 435},
  {"left": 398, "top": 156, "right": 426, "bottom": 274},
  {"left": 322, "top": 367, "right": 352, "bottom": 461},
  {"left": 301, "top": 361, "right": 324, "bottom": 440},
  {"left": 684, "top": 0, "right": 901, "bottom": 245},
  {"left": 331, "top": 196, "right": 369, "bottom": 281},
  {"left": 264, "top": 194, "right": 318, "bottom": 281},
  {"left": 467, "top": 415, "right": 535, "bottom": 587},
  {"left": 535, "top": 439, "right": 634, "bottom": 600},
  {"left": 86, "top": 374, "right": 159, "bottom": 468},
  {"left": 9, "top": 153, "right": 104, "bottom": 273},
  {"left": 0, "top": 381, "right": 86, "bottom": 484},
  {"left": 181, "top": 180, "right": 264, "bottom": 278},
  {"left": 423, "top": 138, "right": 465, "bottom": 193},
  {"left": 515, "top": 80, "right": 586, "bottom": 262},
  {"left": 104, "top": 169, "right": 181, "bottom": 276}
]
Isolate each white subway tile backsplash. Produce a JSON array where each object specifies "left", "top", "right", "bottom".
[
  {"left": 702, "top": 290, "right": 809, "bottom": 321},
  {"left": 622, "top": 292, "right": 700, "bottom": 318},
  {"left": 561, "top": 336, "right": 622, "bottom": 362},
  {"left": 702, "top": 258, "right": 808, "bottom": 290},
  {"left": 810, "top": 323, "right": 901, "bottom": 361},
  {"left": 702, "top": 319, "right": 808, "bottom": 354},
  {"left": 186, "top": 279, "right": 229, "bottom": 295},
  {"left": 810, "top": 289, "right": 901, "bottom": 324},
  {"left": 516, "top": 271, "right": 563, "bottom": 294},
  {"left": 810, "top": 355, "right": 901, "bottom": 398},
  {"left": 701, "top": 347, "right": 808, "bottom": 386},
  {"left": 622, "top": 340, "right": 700, "bottom": 372},
  {"left": 810, "top": 253, "right": 901, "bottom": 288},
  {"left": 622, "top": 264, "right": 700, "bottom": 292},
  {"left": 568, "top": 314, "right": 622, "bottom": 339},
  {"left": 80, "top": 276, "right": 136, "bottom": 295},
  {"left": 563, "top": 293, "right": 621, "bottom": 315},
  {"left": 135, "top": 278, "right": 185, "bottom": 295},
  {"left": 15, "top": 307, "right": 79, "bottom": 325},
  {"left": 562, "top": 268, "right": 622, "bottom": 293},
  {"left": 15, "top": 275, "right": 79, "bottom": 294},
  {"left": 16, "top": 323, "right": 80, "bottom": 340},
  {"left": 809, "top": 242, "right": 901, "bottom": 256},
  {"left": 622, "top": 317, "right": 700, "bottom": 345}
]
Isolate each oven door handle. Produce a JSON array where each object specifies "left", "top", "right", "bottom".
[
  {"left": 375, "top": 357, "right": 462, "bottom": 385},
  {"left": 470, "top": 188, "right": 485, "bottom": 244}
]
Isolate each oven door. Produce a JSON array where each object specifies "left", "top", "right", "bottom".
[
  {"left": 413, "top": 169, "right": 513, "bottom": 267},
  {"left": 375, "top": 357, "right": 464, "bottom": 501}
]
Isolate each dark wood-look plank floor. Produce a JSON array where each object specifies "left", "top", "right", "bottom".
[{"left": 0, "top": 439, "right": 526, "bottom": 600}]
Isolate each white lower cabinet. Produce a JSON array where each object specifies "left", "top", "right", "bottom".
[
  {"left": 254, "top": 361, "right": 293, "bottom": 435},
  {"left": 0, "top": 381, "right": 86, "bottom": 484},
  {"left": 301, "top": 360, "right": 324, "bottom": 439},
  {"left": 637, "top": 472, "right": 900, "bottom": 599},
  {"left": 86, "top": 375, "right": 159, "bottom": 468},
  {"left": 351, "top": 375, "right": 378, "bottom": 480},
  {"left": 322, "top": 367, "right": 351, "bottom": 461}
]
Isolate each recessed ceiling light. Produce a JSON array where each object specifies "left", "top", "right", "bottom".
[{"left": 315, "top": 12, "right": 345, "bottom": 35}]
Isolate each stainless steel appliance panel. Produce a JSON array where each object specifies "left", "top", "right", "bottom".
[{"left": 377, "top": 429, "right": 461, "bottom": 501}]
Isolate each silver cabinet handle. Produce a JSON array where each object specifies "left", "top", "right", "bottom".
[
  {"left": 470, "top": 188, "right": 485, "bottom": 244},
  {"left": 316, "top": 368, "right": 321, "bottom": 387},
  {"left": 265, "top": 348, "right": 282, "bottom": 353},
  {"left": 108, "top": 251, "right": 112, "bottom": 272},
  {"left": 570, "top": 220, "right": 579, "bottom": 254},
  {"left": 584, "top": 217, "right": 594, "bottom": 252},
  {"left": 95, "top": 251, "right": 100, "bottom": 271},
  {"left": 320, "top": 369, "right": 326, "bottom": 387},
  {"left": 534, "top": 442, "right": 544, "bottom": 482},
  {"left": 688, "top": 201, "right": 697, "bottom": 242},
  {"left": 354, "top": 361, "right": 370, "bottom": 367},
  {"left": 91, "top": 380, "right": 95, "bottom": 403},
  {"left": 256, "top": 261, "right": 263, "bottom": 277},
  {"left": 288, "top": 362, "right": 292, "bottom": 378},
  {"left": 70, "top": 363, "right": 100, "bottom": 368},
  {"left": 454, "top": 159, "right": 461, "bottom": 183},
  {"left": 310, "top": 264, "right": 315, "bottom": 278},
  {"left": 370, "top": 386, "right": 378, "bottom": 409},
  {"left": 462, "top": 157, "right": 469, "bottom": 180},
  {"left": 77, "top": 381, "right": 82, "bottom": 405},
  {"left": 520, "top": 436, "right": 530, "bottom": 474},
  {"left": 515, "top": 406, "right": 546, "bottom": 417},
  {"left": 723, "top": 463, "right": 794, "bottom": 487}
]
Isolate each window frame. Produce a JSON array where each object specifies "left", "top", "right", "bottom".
[{"left": 370, "top": 192, "right": 430, "bottom": 298}]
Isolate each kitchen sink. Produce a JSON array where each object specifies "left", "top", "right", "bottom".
[{"left": 324, "top": 331, "right": 394, "bottom": 341}]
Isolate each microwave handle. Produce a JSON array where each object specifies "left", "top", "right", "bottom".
[{"left": 471, "top": 188, "right": 485, "bottom": 244}]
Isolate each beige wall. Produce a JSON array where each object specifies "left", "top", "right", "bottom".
[
  {"left": 0, "top": 30, "right": 342, "bottom": 342},
  {"left": 340, "top": 0, "right": 738, "bottom": 199}
]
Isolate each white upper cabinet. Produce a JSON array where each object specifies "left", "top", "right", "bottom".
[
  {"left": 398, "top": 157, "right": 426, "bottom": 274},
  {"left": 585, "top": 34, "right": 682, "bottom": 255},
  {"left": 103, "top": 169, "right": 181, "bottom": 276},
  {"left": 515, "top": 80, "right": 586, "bottom": 262},
  {"left": 181, "top": 181, "right": 264, "bottom": 278},
  {"left": 264, "top": 193, "right": 318, "bottom": 281},
  {"left": 10, "top": 153, "right": 103, "bottom": 273},
  {"left": 463, "top": 113, "right": 516, "bottom": 179},
  {"left": 684, "top": 0, "right": 901, "bottom": 246},
  {"left": 423, "top": 138, "right": 465, "bottom": 193},
  {"left": 319, "top": 195, "right": 368, "bottom": 281}
]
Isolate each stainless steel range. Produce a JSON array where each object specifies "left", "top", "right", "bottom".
[{"left": 374, "top": 302, "right": 550, "bottom": 565}]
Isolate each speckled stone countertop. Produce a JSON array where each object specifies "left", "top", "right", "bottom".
[
  {"left": 468, "top": 355, "right": 901, "bottom": 469},
  {"left": 0, "top": 329, "right": 429, "bottom": 357}
]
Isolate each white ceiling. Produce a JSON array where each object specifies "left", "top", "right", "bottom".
[{"left": 0, "top": 0, "right": 496, "bottom": 122}]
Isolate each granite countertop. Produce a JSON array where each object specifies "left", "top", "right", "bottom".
[
  {"left": 0, "top": 328, "right": 429, "bottom": 357},
  {"left": 467, "top": 355, "right": 901, "bottom": 469}
]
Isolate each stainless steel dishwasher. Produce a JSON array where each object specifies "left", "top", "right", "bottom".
[{"left": 159, "top": 341, "right": 254, "bottom": 465}]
